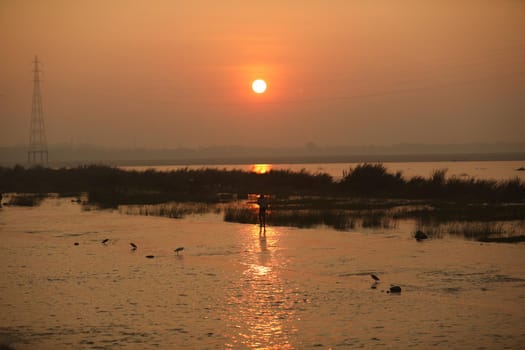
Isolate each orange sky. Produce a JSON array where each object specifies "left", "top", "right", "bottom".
[{"left": 1, "top": 0, "right": 524, "bottom": 148}]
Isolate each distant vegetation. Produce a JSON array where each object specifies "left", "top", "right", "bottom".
[
  {"left": 2, "top": 193, "right": 46, "bottom": 207},
  {"left": 1, "top": 163, "right": 524, "bottom": 241},
  {"left": 1, "top": 163, "right": 523, "bottom": 204},
  {"left": 0, "top": 164, "right": 334, "bottom": 206}
]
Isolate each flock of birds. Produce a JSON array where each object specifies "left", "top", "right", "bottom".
[
  {"left": 92, "top": 240, "right": 399, "bottom": 292},
  {"left": 74, "top": 239, "right": 184, "bottom": 259},
  {"left": 73, "top": 231, "right": 425, "bottom": 290}
]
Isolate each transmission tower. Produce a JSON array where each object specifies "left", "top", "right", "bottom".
[{"left": 28, "top": 55, "right": 49, "bottom": 165}]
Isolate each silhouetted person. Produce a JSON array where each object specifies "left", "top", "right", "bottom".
[{"left": 257, "top": 193, "right": 269, "bottom": 231}]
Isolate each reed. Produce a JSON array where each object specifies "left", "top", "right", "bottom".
[
  {"left": 414, "top": 223, "right": 445, "bottom": 239},
  {"left": 1, "top": 164, "right": 524, "bottom": 241},
  {"left": 120, "top": 202, "right": 211, "bottom": 219},
  {"left": 2, "top": 164, "right": 524, "bottom": 206},
  {"left": 416, "top": 221, "right": 524, "bottom": 241},
  {"left": 360, "top": 210, "right": 396, "bottom": 229},
  {"left": 4, "top": 193, "right": 45, "bottom": 207},
  {"left": 321, "top": 210, "right": 357, "bottom": 230},
  {"left": 223, "top": 206, "right": 396, "bottom": 231},
  {"left": 223, "top": 206, "right": 257, "bottom": 224}
]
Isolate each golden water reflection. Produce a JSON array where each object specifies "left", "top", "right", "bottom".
[{"left": 226, "top": 225, "right": 298, "bottom": 349}]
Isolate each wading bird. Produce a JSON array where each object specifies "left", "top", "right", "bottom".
[{"left": 174, "top": 247, "right": 184, "bottom": 255}]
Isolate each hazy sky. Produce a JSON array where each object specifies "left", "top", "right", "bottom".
[{"left": 1, "top": 0, "right": 524, "bottom": 148}]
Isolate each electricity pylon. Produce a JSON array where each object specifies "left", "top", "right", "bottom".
[{"left": 28, "top": 55, "right": 49, "bottom": 165}]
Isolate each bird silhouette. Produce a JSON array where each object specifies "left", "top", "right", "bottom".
[
  {"left": 130, "top": 243, "right": 137, "bottom": 250},
  {"left": 174, "top": 247, "right": 184, "bottom": 255},
  {"left": 102, "top": 239, "right": 109, "bottom": 244}
]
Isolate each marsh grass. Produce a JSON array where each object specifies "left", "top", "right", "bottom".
[
  {"left": 416, "top": 221, "right": 525, "bottom": 241},
  {"left": 224, "top": 206, "right": 257, "bottom": 224},
  {"left": 396, "top": 203, "right": 525, "bottom": 223},
  {"left": 322, "top": 210, "right": 357, "bottom": 230},
  {"left": 120, "top": 202, "right": 212, "bottom": 219},
  {"left": 223, "top": 205, "right": 398, "bottom": 231},
  {"left": 360, "top": 210, "right": 397, "bottom": 229},
  {"left": 2, "top": 164, "right": 524, "bottom": 206},
  {"left": 414, "top": 225, "right": 446, "bottom": 239},
  {"left": 223, "top": 200, "right": 522, "bottom": 241},
  {"left": 449, "top": 222, "right": 505, "bottom": 239},
  {"left": 268, "top": 209, "right": 357, "bottom": 230},
  {"left": 224, "top": 206, "right": 327, "bottom": 229},
  {"left": 2, "top": 164, "right": 524, "bottom": 241},
  {"left": 478, "top": 235, "right": 525, "bottom": 243},
  {"left": 5, "top": 193, "right": 45, "bottom": 207}
]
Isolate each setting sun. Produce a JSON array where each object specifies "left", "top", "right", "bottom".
[
  {"left": 250, "top": 163, "right": 272, "bottom": 174},
  {"left": 251, "top": 79, "right": 267, "bottom": 94}
]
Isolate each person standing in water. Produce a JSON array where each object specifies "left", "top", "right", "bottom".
[{"left": 256, "top": 193, "right": 269, "bottom": 230}]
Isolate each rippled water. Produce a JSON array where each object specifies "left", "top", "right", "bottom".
[{"left": 1, "top": 198, "right": 525, "bottom": 349}]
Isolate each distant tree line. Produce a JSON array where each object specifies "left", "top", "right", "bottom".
[{"left": 0, "top": 163, "right": 523, "bottom": 207}]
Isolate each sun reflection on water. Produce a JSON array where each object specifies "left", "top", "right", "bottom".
[
  {"left": 225, "top": 225, "right": 298, "bottom": 349},
  {"left": 247, "top": 263, "right": 272, "bottom": 277}
]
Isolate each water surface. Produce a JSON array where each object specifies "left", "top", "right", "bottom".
[{"left": 1, "top": 198, "right": 524, "bottom": 349}]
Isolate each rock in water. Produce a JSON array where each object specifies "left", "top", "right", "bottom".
[
  {"left": 414, "top": 230, "right": 428, "bottom": 241},
  {"left": 146, "top": 255, "right": 155, "bottom": 259},
  {"left": 389, "top": 286, "right": 402, "bottom": 293}
]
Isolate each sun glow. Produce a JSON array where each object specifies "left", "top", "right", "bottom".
[
  {"left": 251, "top": 79, "right": 267, "bottom": 94},
  {"left": 250, "top": 164, "right": 272, "bottom": 174}
]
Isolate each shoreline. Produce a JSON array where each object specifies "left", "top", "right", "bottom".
[{"left": 2, "top": 142, "right": 525, "bottom": 167}]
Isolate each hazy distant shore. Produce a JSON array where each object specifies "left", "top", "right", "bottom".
[
  {"left": 1, "top": 143, "right": 524, "bottom": 167},
  {"left": 68, "top": 152, "right": 525, "bottom": 168}
]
